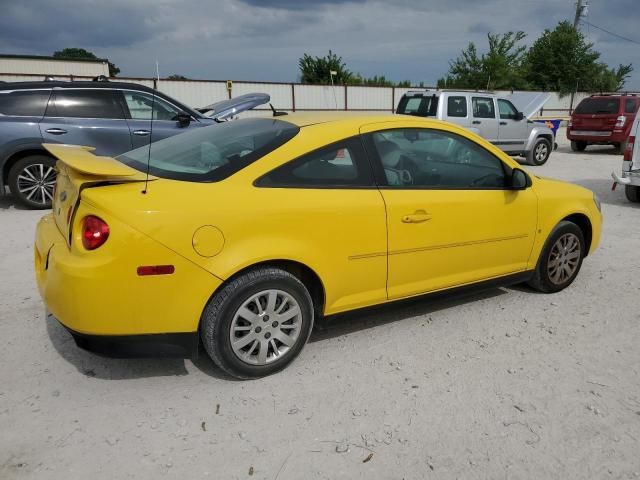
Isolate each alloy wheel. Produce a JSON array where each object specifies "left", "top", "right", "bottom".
[
  {"left": 16, "top": 163, "right": 56, "bottom": 207},
  {"left": 230, "top": 289, "right": 303, "bottom": 365},
  {"left": 535, "top": 142, "right": 549, "bottom": 163},
  {"left": 547, "top": 233, "right": 581, "bottom": 285}
]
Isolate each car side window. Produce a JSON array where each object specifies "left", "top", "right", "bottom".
[
  {"left": 46, "top": 89, "right": 124, "bottom": 119},
  {"left": 370, "top": 128, "right": 506, "bottom": 189},
  {"left": 447, "top": 96, "right": 467, "bottom": 117},
  {"left": 0, "top": 90, "right": 50, "bottom": 117},
  {"left": 498, "top": 99, "right": 519, "bottom": 120},
  {"left": 472, "top": 97, "right": 496, "bottom": 119},
  {"left": 625, "top": 98, "right": 637, "bottom": 114},
  {"left": 123, "top": 91, "right": 181, "bottom": 121},
  {"left": 257, "top": 137, "right": 373, "bottom": 188}
]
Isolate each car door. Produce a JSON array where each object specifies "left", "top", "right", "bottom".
[
  {"left": 361, "top": 122, "right": 538, "bottom": 300},
  {"left": 255, "top": 136, "right": 388, "bottom": 314},
  {"left": 120, "top": 90, "right": 201, "bottom": 149},
  {"left": 471, "top": 96, "right": 500, "bottom": 144},
  {"left": 497, "top": 99, "right": 527, "bottom": 153},
  {"left": 39, "top": 88, "right": 132, "bottom": 156}
]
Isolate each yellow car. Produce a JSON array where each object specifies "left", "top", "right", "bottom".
[{"left": 35, "top": 114, "right": 602, "bottom": 378}]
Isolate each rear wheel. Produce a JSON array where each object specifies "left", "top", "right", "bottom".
[
  {"left": 526, "top": 138, "right": 552, "bottom": 165},
  {"left": 617, "top": 140, "right": 628, "bottom": 154},
  {"left": 570, "top": 140, "right": 587, "bottom": 152},
  {"left": 200, "top": 267, "right": 314, "bottom": 379},
  {"left": 625, "top": 185, "right": 640, "bottom": 203},
  {"left": 528, "top": 221, "right": 585, "bottom": 293},
  {"left": 8, "top": 155, "right": 57, "bottom": 209}
]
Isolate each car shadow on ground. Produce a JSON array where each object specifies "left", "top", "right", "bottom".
[
  {"left": 46, "top": 287, "right": 510, "bottom": 381},
  {"left": 0, "top": 194, "right": 29, "bottom": 210},
  {"left": 554, "top": 144, "right": 621, "bottom": 156}
]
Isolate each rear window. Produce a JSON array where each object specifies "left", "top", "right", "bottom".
[
  {"left": 0, "top": 90, "right": 50, "bottom": 116},
  {"left": 118, "top": 118, "right": 299, "bottom": 182},
  {"left": 396, "top": 94, "right": 439, "bottom": 117},
  {"left": 574, "top": 97, "right": 620, "bottom": 115}
]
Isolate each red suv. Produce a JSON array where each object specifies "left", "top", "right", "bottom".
[{"left": 567, "top": 94, "right": 640, "bottom": 152}]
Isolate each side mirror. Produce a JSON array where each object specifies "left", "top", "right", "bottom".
[
  {"left": 515, "top": 111, "right": 525, "bottom": 121},
  {"left": 176, "top": 112, "right": 192, "bottom": 128},
  {"left": 509, "top": 168, "right": 530, "bottom": 190}
]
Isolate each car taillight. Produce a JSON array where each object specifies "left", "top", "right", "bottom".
[
  {"left": 624, "top": 136, "right": 635, "bottom": 162},
  {"left": 615, "top": 115, "right": 626, "bottom": 129},
  {"left": 82, "top": 215, "right": 109, "bottom": 250},
  {"left": 568, "top": 119, "right": 573, "bottom": 128}
]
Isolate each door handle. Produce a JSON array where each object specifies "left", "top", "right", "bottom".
[
  {"left": 500, "top": 121, "right": 508, "bottom": 125},
  {"left": 45, "top": 128, "right": 67, "bottom": 135},
  {"left": 472, "top": 120, "right": 481, "bottom": 125},
  {"left": 133, "top": 130, "right": 151, "bottom": 136},
  {"left": 402, "top": 211, "right": 432, "bottom": 223}
]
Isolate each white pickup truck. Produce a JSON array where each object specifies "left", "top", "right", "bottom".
[{"left": 612, "top": 111, "right": 640, "bottom": 202}]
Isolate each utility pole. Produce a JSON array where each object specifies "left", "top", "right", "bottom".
[{"left": 574, "top": 0, "right": 587, "bottom": 28}]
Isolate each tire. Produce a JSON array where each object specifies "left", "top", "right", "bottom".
[
  {"left": 570, "top": 140, "right": 587, "bottom": 152},
  {"left": 625, "top": 185, "right": 640, "bottom": 203},
  {"left": 526, "top": 138, "right": 552, "bottom": 165},
  {"left": 617, "top": 140, "right": 628, "bottom": 154},
  {"left": 200, "top": 267, "right": 314, "bottom": 379},
  {"left": 527, "top": 221, "right": 586, "bottom": 293},
  {"left": 8, "top": 155, "right": 57, "bottom": 209}
]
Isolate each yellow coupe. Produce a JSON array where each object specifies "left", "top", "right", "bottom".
[{"left": 35, "top": 114, "right": 602, "bottom": 378}]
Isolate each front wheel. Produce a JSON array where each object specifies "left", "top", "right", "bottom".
[
  {"left": 200, "top": 267, "right": 314, "bottom": 379},
  {"left": 526, "top": 138, "right": 552, "bottom": 166},
  {"left": 8, "top": 155, "right": 57, "bottom": 209},
  {"left": 528, "top": 221, "right": 586, "bottom": 293},
  {"left": 625, "top": 185, "right": 640, "bottom": 203}
]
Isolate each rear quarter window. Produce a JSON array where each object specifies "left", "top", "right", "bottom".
[
  {"left": 625, "top": 98, "right": 638, "bottom": 114},
  {"left": 397, "top": 95, "right": 438, "bottom": 117},
  {"left": 0, "top": 90, "right": 50, "bottom": 116}
]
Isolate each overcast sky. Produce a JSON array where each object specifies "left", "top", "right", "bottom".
[{"left": 1, "top": 0, "right": 638, "bottom": 89}]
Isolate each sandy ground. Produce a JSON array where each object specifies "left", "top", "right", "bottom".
[{"left": 1, "top": 129, "right": 640, "bottom": 480}]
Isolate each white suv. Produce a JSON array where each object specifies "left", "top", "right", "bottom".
[
  {"left": 612, "top": 111, "right": 640, "bottom": 202},
  {"left": 396, "top": 90, "right": 556, "bottom": 166}
]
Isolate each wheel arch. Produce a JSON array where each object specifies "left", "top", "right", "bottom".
[
  {"left": 205, "top": 259, "right": 326, "bottom": 320},
  {"left": 561, "top": 213, "right": 593, "bottom": 256},
  {"left": 2, "top": 148, "right": 55, "bottom": 190}
]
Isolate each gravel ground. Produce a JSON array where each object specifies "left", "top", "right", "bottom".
[{"left": 1, "top": 129, "right": 639, "bottom": 480}]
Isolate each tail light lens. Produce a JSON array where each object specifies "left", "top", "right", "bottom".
[
  {"left": 624, "top": 136, "right": 635, "bottom": 162},
  {"left": 82, "top": 215, "right": 109, "bottom": 250},
  {"left": 568, "top": 119, "right": 573, "bottom": 128},
  {"left": 615, "top": 115, "right": 626, "bottom": 129}
]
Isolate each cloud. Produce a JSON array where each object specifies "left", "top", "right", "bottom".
[{"left": 0, "top": 0, "right": 637, "bottom": 88}]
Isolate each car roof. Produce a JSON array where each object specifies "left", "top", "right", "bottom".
[
  {"left": 403, "top": 89, "right": 497, "bottom": 97},
  {"left": 0, "top": 81, "right": 157, "bottom": 93},
  {"left": 282, "top": 112, "right": 441, "bottom": 128}
]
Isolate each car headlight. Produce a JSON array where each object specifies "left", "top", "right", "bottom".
[{"left": 593, "top": 193, "right": 602, "bottom": 212}]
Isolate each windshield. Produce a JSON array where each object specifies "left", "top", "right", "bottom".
[
  {"left": 118, "top": 118, "right": 299, "bottom": 182},
  {"left": 574, "top": 97, "right": 620, "bottom": 115},
  {"left": 396, "top": 95, "right": 439, "bottom": 117}
]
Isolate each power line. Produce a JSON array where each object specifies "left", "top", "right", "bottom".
[{"left": 581, "top": 20, "right": 640, "bottom": 45}]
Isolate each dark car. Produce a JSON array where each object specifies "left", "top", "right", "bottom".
[
  {"left": 0, "top": 80, "right": 269, "bottom": 208},
  {"left": 567, "top": 94, "right": 640, "bottom": 153}
]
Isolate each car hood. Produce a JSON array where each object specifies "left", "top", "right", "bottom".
[
  {"left": 198, "top": 93, "right": 270, "bottom": 120},
  {"left": 505, "top": 92, "right": 551, "bottom": 119}
]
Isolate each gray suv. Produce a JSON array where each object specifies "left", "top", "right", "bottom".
[
  {"left": 0, "top": 81, "right": 268, "bottom": 208},
  {"left": 397, "top": 90, "right": 556, "bottom": 166}
]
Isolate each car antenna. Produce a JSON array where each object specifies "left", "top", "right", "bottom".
[
  {"left": 269, "top": 103, "right": 288, "bottom": 117},
  {"left": 142, "top": 89, "right": 156, "bottom": 194}
]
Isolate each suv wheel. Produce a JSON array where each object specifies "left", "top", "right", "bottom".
[
  {"left": 200, "top": 267, "right": 314, "bottom": 379},
  {"left": 526, "top": 138, "right": 552, "bottom": 166},
  {"left": 527, "top": 221, "right": 585, "bottom": 293},
  {"left": 625, "top": 185, "right": 640, "bottom": 203},
  {"left": 570, "top": 140, "right": 587, "bottom": 152},
  {"left": 8, "top": 155, "right": 57, "bottom": 209}
]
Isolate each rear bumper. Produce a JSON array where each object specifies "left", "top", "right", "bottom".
[
  {"left": 35, "top": 212, "right": 222, "bottom": 338},
  {"left": 612, "top": 170, "right": 640, "bottom": 187},
  {"left": 567, "top": 129, "right": 626, "bottom": 143}
]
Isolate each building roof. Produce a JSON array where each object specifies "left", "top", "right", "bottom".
[{"left": 0, "top": 54, "right": 108, "bottom": 64}]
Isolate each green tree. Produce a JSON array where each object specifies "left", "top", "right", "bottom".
[
  {"left": 525, "top": 21, "right": 633, "bottom": 93},
  {"left": 298, "top": 50, "right": 352, "bottom": 84},
  {"left": 166, "top": 74, "right": 189, "bottom": 80},
  {"left": 53, "top": 48, "right": 120, "bottom": 77},
  {"left": 438, "top": 32, "right": 530, "bottom": 90}
]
